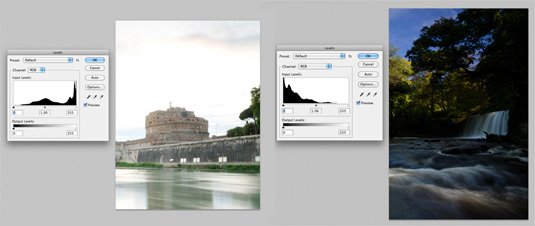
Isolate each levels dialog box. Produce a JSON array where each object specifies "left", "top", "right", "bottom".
[
  {"left": 7, "top": 50, "right": 109, "bottom": 141},
  {"left": 277, "top": 45, "right": 383, "bottom": 141}
]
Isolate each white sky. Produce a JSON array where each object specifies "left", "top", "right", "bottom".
[{"left": 116, "top": 21, "right": 259, "bottom": 141}]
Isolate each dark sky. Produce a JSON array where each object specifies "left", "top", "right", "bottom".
[{"left": 389, "top": 8, "right": 462, "bottom": 58}]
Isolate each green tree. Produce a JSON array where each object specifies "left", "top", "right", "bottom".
[
  {"left": 227, "top": 86, "right": 260, "bottom": 137},
  {"left": 227, "top": 126, "right": 245, "bottom": 137},
  {"left": 250, "top": 87, "right": 260, "bottom": 129},
  {"left": 395, "top": 9, "right": 527, "bottom": 139},
  {"left": 389, "top": 45, "right": 414, "bottom": 135}
]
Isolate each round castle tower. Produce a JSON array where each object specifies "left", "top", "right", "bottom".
[{"left": 145, "top": 107, "right": 209, "bottom": 145}]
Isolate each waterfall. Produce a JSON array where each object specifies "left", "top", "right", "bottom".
[{"left": 462, "top": 110, "right": 509, "bottom": 138}]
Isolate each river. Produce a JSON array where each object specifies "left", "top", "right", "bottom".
[
  {"left": 116, "top": 168, "right": 260, "bottom": 209},
  {"left": 389, "top": 138, "right": 528, "bottom": 219}
]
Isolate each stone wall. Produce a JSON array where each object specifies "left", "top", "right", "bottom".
[
  {"left": 116, "top": 138, "right": 150, "bottom": 150},
  {"left": 116, "top": 135, "right": 260, "bottom": 164}
]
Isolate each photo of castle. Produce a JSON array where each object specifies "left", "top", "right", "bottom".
[{"left": 115, "top": 21, "right": 260, "bottom": 210}]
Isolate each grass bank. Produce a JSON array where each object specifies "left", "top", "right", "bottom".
[
  {"left": 174, "top": 164, "right": 260, "bottom": 173},
  {"left": 116, "top": 162, "right": 259, "bottom": 173},
  {"left": 116, "top": 162, "right": 163, "bottom": 168}
]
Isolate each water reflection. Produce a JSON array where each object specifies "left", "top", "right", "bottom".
[{"left": 116, "top": 168, "right": 260, "bottom": 210}]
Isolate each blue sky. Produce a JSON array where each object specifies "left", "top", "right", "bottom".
[{"left": 389, "top": 9, "right": 463, "bottom": 58}]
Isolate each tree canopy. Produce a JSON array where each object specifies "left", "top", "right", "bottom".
[
  {"left": 227, "top": 87, "right": 260, "bottom": 137},
  {"left": 391, "top": 9, "right": 528, "bottom": 141}
]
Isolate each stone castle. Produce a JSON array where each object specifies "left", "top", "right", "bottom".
[
  {"left": 116, "top": 106, "right": 260, "bottom": 164},
  {"left": 118, "top": 106, "right": 209, "bottom": 150},
  {"left": 146, "top": 107, "right": 209, "bottom": 145}
]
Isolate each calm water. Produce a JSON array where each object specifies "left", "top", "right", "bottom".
[{"left": 116, "top": 168, "right": 260, "bottom": 210}]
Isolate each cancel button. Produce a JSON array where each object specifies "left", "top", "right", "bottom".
[
  {"left": 86, "top": 84, "right": 105, "bottom": 90},
  {"left": 85, "top": 65, "right": 105, "bottom": 71}
]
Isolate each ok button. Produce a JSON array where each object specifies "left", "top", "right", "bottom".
[{"left": 85, "top": 57, "right": 105, "bottom": 63}]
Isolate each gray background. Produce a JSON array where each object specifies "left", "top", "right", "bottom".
[{"left": 0, "top": 0, "right": 533, "bottom": 225}]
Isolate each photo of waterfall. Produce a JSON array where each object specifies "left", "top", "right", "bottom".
[
  {"left": 389, "top": 9, "right": 528, "bottom": 219},
  {"left": 462, "top": 110, "right": 509, "bottom": 138}
]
